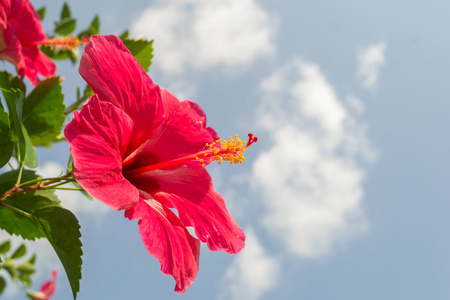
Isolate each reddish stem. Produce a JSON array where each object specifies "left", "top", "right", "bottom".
[{"left": 0, "top": 173, "right": 72, "bottom": 201}]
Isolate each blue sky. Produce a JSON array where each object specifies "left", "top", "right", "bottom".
[{"left": 2, "top": 0, "right": 450, "bottom": 299}]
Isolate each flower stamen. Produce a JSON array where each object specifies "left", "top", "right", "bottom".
[
  {"left": 196, "top": 133, "right": 258, "bottom": 167},
  {"left": 31, "top": 35, "right": 88, "bottom": 50},
  {"left": 124, "top": 133, "right": 258, "bottom": 176}
]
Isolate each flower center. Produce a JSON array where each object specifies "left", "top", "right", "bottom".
[
  {"left": 124, "top": 133, "right": 258, "bottom": 176},
  {"left": 31, "top": 35, "right": 88, "bottom": 50}
]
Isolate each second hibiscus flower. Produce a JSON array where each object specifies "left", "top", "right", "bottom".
[
  {"left": 64, "top": 35, "right": 257, "bottom": 293},
  {"left": 0, "top": 0, "right": 56, "bottom": 85}
]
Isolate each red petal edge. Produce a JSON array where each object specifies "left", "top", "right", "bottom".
[
  {"left": 64, "top": 95, "right": 139, "bottom": 210},
  {"left": 79, "top": 35, "right": 164, "bottom": 153},
  {"left": 125, "top": 198, "right": 200, "bottom": 293},
  {"left": 130, "top": 165, "right": 246, "bottom": 254}
]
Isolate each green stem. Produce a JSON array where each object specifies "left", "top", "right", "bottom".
[
  {"left": 40, "top": 181, "right": 72, "bottom": 189},
  {"left": 0, "top": 172, "right": 74, "bottom": 201},
  {"left": 0, "top": 202, "right": 32, "bottom": 218},
  {"left": 15, "top": 162, "right": 24, "bottom": 186},
  {"left": 44, "top": 187, "right": 84, "bottom": 191},
  {"left": 19, "top": 176, "right": 75, "bottom": 188},
  {"left": 64, "top": 94, "right": 89, "bottom": 115}
]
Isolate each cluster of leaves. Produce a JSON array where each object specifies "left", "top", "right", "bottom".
[
  {"left": 0, "top": 170, "right": 82, "bottom": 298},
  {"left": 0, "top": 240, "right": 36, "bottom": 296},
  {"left": 40, "top": 3, "right": 99, "bottom": 64},
  {"left": 0, "top": 2, "right": 153, "bottom": 299}
]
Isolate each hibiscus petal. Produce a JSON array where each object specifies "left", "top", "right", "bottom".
[
  {"left": 79, "top": 35, "right": 164, "bottom": 152},
  {"left": 65, "top": 95, "right": 139, "bottom": 210},
  {"left": 21, "top": 46, "right": 56, "bottom": 85},
  {"left": 0, "top": 27, "right": 24, "bottom": 77},
  {"left": 0, "top": 4, "right": 7, "bottom": 32},
  {"left": 10, "top": 0, "right": 47, "bottom": 46},
  {"left": 0, "top": 0, "right": 55, "bottom": 84},
  {"left": 123, "top": 89, "right": 219, "bottom": 170},
  {"left": 39, "top": 270, "right": 57, "bottom": 296},
  {"left": 125, "top": 198, "right": 200, "bottom": 294},
  {"left": 128, "top": 165, "right": 245, "bottom": 254},
  {"left": 157, "top": 89, "right": 220, "bottom": 158}
]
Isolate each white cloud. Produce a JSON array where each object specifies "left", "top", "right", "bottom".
[
  {"left": 357, "top": 41, "right": 386, "bottom": 89},
  {"left": 220, "top": 228, "right": 279, "bottom": 300},
  {"left": 130, "top": 0, "right": 277, "bottom": 76},
  {"left": 253, "top": 58, "right": 375, "bottom": 258}
]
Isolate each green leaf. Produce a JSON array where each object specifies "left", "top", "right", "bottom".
[
  {"left": 0, "top": 71, "right": 26, "bottom": 98},
  {"left": 65, "top": 84, "right": 93, "bottom": 114},
  {"left": 78, "top": 15, "right": 100, "bottom": 38},
  {"left": 17, "top": 273, "right": 32, "bottom": 286},
  {"left": 0, "top": 240, "right": 11, "bottom": 254},
  {"left": 68, "top": 49, "right": 79, "bottom": 64},
  {"left": 2, "top": 88, "right": 37, "bottom": 168},
  {"left": 61, "top": 2, "right": 71, "bottom": 19},
  {"left": 0, "top": 209, "right": 44, "bottom": 240},
  {"left": 10, "top": 244, "right": 26, "bottom": 259},
  {"left": 72, "top": 181, "right": 93, "bottom": 201},
  {"left": 23, "top": 77, "right": 66, "bottom": 146},
  {"left": 55, "top": 3, "right": 76, "bottom": 36},
  {"left": 33, "top": 207, "right": 82, "bottom": 299},
  {"left": 67, "top": 154, "right": 74, "bottom": 174},
  {"left": 123, "top": 38, "right": 153, "bottom": 72},
  {"left": 0, "top": 106, "right": 13, "bottom": 168},
  {"left": 16, "top": 260, "right": 35, "bottom": 275},
  {"left": 15, "top": 256, "right": 37, "bottom": 286},
  {"left": 0, "top": 170, "right": 60, "bottom": 240},
  {"left": 66, "top": 156, "right": 92, "bottom": 200},
  {"left": 2, "top": 257, "right": 15, "bottom": 278},
  {"left": 118, "top": 30, "right": 129, "bottom": 40},
  {"left": 0, "top": 276, "right": 5, "bottom": 295},
  {"left": 0, "top": 171, "right": 81, "bottom": 296},
  {"left": 40, "top": 45, "right": 79, "bottom": 63},
  {"left": 37, "top": 6, "right": 46, "bottom": 20},
  {"left": 0, "top": 71, "right": 26, "bottom": 95},
  {"left": 83, "top": 84, "right": 94, "bottom": 98},
  {"left": 4, "top": 191, "right": 60, "bottom": 213},
  {"left": 22, "top": 126, "right": 37, "bottom": 168},
  {"left": 41, "top": 45, "right": 69, "bottom": 60},
  {"left": 90, "top": 15, "right": 100, "bottom": 34},
  {"left": 52, "top": 133, "right": 65, "bottom": 142},
  {"left": 17, "top": 260, "right": 35, "bottom": 286},
  {"left": 55, "top": 18, "right": 76, "bottom": 35},
  {"left": 0, "top": 170, "right": 61, "bottom": 210},
  {"left": 29, "top": 254, "right": 36, "bottom": 265}
]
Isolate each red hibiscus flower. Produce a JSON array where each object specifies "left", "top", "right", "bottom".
[
  {"left": 0, "top": 0, "right": 55, "bottom": 85},
  {"left": 64, "top": 35, "right": 257, "bottom": 293},
  {"left": 32, "top": 270, "right": 57, "bottom": 300}
]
